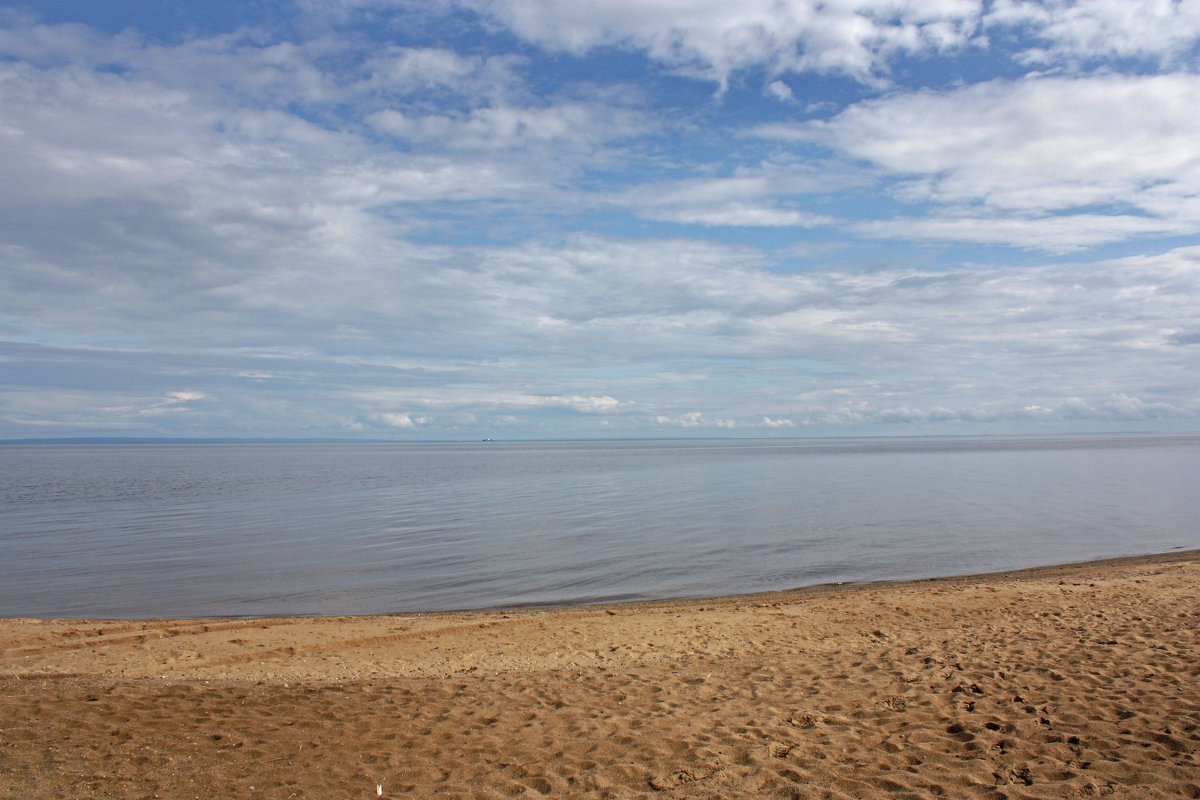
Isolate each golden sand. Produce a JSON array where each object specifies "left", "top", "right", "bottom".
[{"left": 2, "top": 551, "right": 1198, "bottom": 799}]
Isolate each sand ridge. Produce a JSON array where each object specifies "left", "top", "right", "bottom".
[{"left": 1, "top": 552, "right": 1198, "bottom": 798}]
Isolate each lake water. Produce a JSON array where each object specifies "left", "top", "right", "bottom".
[{"left": 1, "top": 435, "right": 1197, "bottom": 618}]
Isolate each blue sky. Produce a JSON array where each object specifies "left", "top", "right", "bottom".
[{"left": 1, "top": 0, "right": 1198, "bottom": 439}]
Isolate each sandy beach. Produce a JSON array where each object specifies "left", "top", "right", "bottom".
[{"left": 2, "top": 552, "right": 1197, "bottom": 799}]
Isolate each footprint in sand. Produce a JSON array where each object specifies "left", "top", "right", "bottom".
[
  {"left": 768, "top": 741, "right": 796, "bottom": 758},
  {"left": 998, "top": 763, "right": 1034, "bottom": 786},
  {"left": 789, "top": 711, "right": 823, "bottom": 728},
  {"left": 649, "top": 765, "right": 721, "bottom": 791}
]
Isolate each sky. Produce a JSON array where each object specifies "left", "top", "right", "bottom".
[{"left": 1, "top": 0, "right": 1198, "bottom": 440}]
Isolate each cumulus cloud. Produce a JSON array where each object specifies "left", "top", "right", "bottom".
[
  {"left": 472, "top": 0, "right": 983, "bottom": 86},
  {"left": 377, "top": 412, "right": 428, "bottom": 429},
  {"left": 545, "top": 395, "right": 623, "bottom": 413},
  {"left": 310, "top": 1, "right": 1198, "bottom": 89},
  {"left": 760, "top": 72, "right": 1200, "bottom": 251},
  {"left": 987, "top": 0, "right": 1200, "bottom": 65},
  {"left": 654, "top": 412, "right": 737, "bottom": 429},
  {"left": 766, "top": 80, "right": 795, "bottom": 101},
  {"left": 468, "top": 0, "right": 1199, "bottom": 87}
]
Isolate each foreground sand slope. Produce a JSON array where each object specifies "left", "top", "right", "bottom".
[{"left": 2, "top": 552, "right": 1198, "bottom": 799}]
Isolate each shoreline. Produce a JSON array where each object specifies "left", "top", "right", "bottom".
[
  {"left": 6, "top": 547, "right": 1198, "bottom": 624},
  {"left": 3, "top": 549, "right": 1198, "bottom": 798},
  {"left": 572, "top": 547, "right": 1200, "bottom": 615}
]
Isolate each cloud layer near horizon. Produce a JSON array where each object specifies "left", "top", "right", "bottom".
[{"left": 1, "top": 1, "right": 1198, "bottom": 438}]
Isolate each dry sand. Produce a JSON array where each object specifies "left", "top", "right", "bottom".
[{"left": 2, "top": 551, "right": 1198, "bottom": 799}]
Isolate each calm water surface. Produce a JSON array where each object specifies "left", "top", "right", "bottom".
[{"left": 1, "top": 435, "right": 1197, "bottom": 618}]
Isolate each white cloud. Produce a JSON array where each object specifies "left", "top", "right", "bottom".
[
  {"left": 0, "top": 386, "right": 215, "bottom": 429},
  {"left": 857, "top": 212, "right": 1196, "bottom": 253},
  {"left": 988, "top": 0, "right": 1200, "bottom": 65},
  {"left": 646, "top": 204, "right": 831, "bottom": 228},
  {"left": 451, "top": 238, "right": 1200, "bottom": 373},
  {"left": 781, "top": 393, "right": 1200, "bottom": 428},
  {"left": 546, "top": 395, "right": 623, "bottom": 413},
  {"left": 377, "top": 412, "right": 428, "bottom": 428},
  {"left": 368, "top": 102, "right": 646, "bottom": 151},
  {"left": 165, "top": 391, "right": 205, "bottom": 403},
  {"left": 361, "top": 46, "right": 522, "bottom": 96},
  {"left": 619, "top": 175, "right": 834, "bottom": 228},
  {"left": 0, "top": 20, "right": 626, "bottom": 351},
  {"left": 348, "top": 389, "right": 626, "bottom": 414},
  {"left": 308, "top": 1, "right": 1199, "bottom": 88},
  {"left": 772, "top": 73, "right": 1200, "bottom": 212},
  {"left": 473, "top": 0, "right": 984, "bottom": 86},
  {"left": 761, "top": 73, "right": 1200, "bottom": 250},
  {"left": 766, "top": 80, "right": 795, "bottom": 101},
  {"left": 654, "top": 411, "right": 737, "bottom": 428},
  {"left": 0, "top": 14, "right": 137, "bottom": 66},
  {"left": 1049, "top": 393, "right": 1198, "bottom": 421},
  {"left": 140, "top": 391, "right": 209, "bottom": 417}
]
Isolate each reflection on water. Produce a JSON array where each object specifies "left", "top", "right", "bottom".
[{"left": 1, "top": 435, "right": 1197, "bottom": 618}]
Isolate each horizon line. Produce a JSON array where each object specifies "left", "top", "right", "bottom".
[{"left": 1, "top": 431, "right": 1187, "bottom": 446}]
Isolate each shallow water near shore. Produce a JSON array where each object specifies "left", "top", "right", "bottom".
[{"left": 1, "top": 434, "right": 1197, "bottom": 618}]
